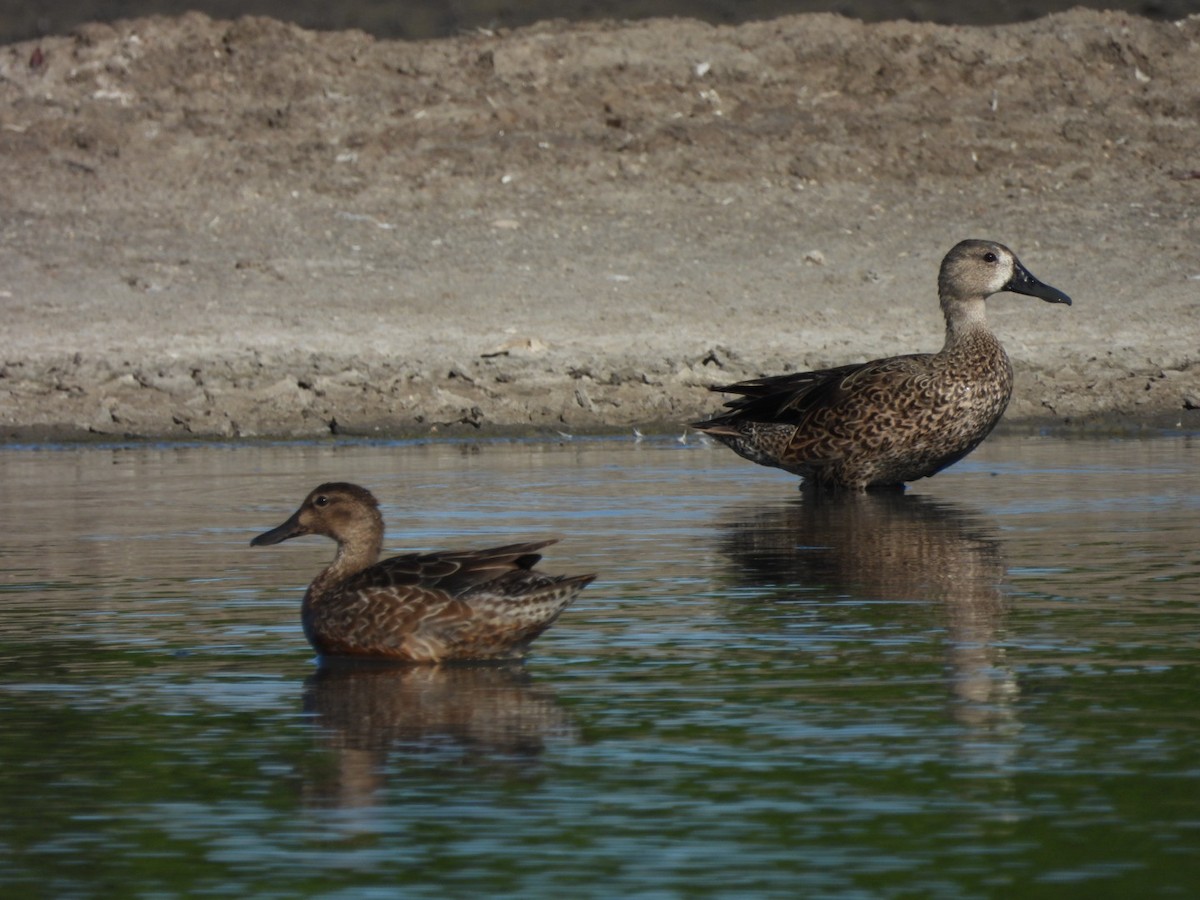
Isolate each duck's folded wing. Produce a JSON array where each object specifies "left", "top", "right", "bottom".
[
  {"left": 703, "top": 356, "right": 928, "bottom": 424},
  {"left": 352, "top": 540, "right": 560, "bottom": 594}
]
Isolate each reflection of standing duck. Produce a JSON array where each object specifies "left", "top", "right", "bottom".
[
  {"left": 251, "top": 482, "right": 595, "bottom": 662},
  {"left": 302, "top": 663, "right": 577, "bottom": 808},
  {"left": 720, "top": 492, "right": 1005, "bottom": 608},
  {"left": 719, "top": 492, "right": 1015, "bottom": 729},
  {"left": 694, "top": 240, "right": 1071, "bottom": 489}
]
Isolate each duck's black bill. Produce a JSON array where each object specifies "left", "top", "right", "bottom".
[
  {"left": 250, "top": 512, "right": 303, "bottom": 546},
  {"left": 1004, "top": 262, "right": 1072, "bottom": 306}
]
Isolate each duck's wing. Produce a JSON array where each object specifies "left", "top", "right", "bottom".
[
  {"left": 351, "top": 540, "right": 560, "bottom": 594},
  {"left": 311, "top": 543, "right": 593, "bottom": 661},
  {"left": 696, "top": 355, "right": 929, "bottom": 427}
]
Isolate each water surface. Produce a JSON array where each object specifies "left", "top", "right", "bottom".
[{"left": 0, "top": 434, "right": 1197, "bottom": 898}]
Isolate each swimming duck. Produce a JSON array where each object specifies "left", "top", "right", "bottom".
[
  {"left": 692, "top": 240, "right": 1071, "bottom": 490},
  {"left": 250, "top": 482, "right": 595, "bottom": 662}
]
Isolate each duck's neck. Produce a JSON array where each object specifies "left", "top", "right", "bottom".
[
  {"left": 312, "top": 522, "right": 383, "bottom": 595},
  {"left": 940, "top": 296, "right": 993, "bottom": 351}
]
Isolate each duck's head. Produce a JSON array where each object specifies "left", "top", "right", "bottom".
[
  {"left": 939, "top": 239, "right": 1072, "bottom": 307},
  {"left": 251, "top": 482, "right": 384, "bottom": 548}
]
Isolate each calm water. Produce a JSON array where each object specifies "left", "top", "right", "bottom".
[{"left": 0, "top": 433, "right": 1197, "bottom": 898}]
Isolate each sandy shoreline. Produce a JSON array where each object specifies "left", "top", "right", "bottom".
[{"left": 1, "top": 10, "right": 1198, "bottom": 442}]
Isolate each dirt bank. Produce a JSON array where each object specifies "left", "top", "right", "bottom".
[{"left": 1, "top": 10, "right": 1198, "bottom": 441}]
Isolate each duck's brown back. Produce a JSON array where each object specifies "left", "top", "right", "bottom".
[{"left": 302, "top": 543, "right": 595, "bottom": 662}]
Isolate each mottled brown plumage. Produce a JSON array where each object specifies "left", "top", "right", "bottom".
[
  {"left": 693, "top": 240, "right": 1071, "bottom": 490},
  {"left": 250, "top": 482, "right": 595, "bottom": 662}
]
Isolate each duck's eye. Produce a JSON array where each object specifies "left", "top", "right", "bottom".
[
  {"left": 983, "top": 252, "right": 998, "bottom": 263},
  {"left": 313, "top": 495, "right": 329, "bottom": 507}
]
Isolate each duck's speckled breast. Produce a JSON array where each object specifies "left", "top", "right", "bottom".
[{"left": 841, "top": 331, "right": 1014, "bottom": 487}]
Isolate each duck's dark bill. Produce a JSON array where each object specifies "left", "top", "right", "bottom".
[
  {"left": 1005, "top": 262, "right": 1072, "bottom": 305},
  {"left": 250, "top": 512, "right": 303, "bottom": 546}
]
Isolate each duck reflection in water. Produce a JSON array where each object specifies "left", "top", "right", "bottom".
[
  {"left": 720, "top": 491, "right": 1018, "bottom": 747},
  {"left": 301, "top": 661, "right": 577, "bottom": 810}
]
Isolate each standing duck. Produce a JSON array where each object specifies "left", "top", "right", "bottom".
[
  {"left": 692, "top": 240, "right": 1071, "bottom": 490},
  {"left": 251, "top": 482, "right": 595, "bottom": 662}
]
